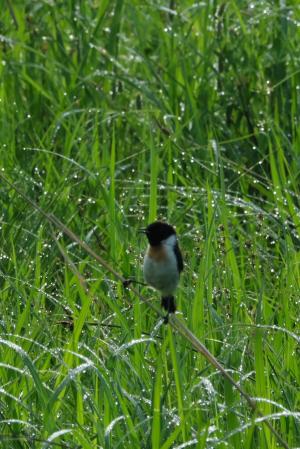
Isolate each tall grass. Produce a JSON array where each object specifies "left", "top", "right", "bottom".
[{"left": 0, "top": 1, "right": 299, "bottom": 448}]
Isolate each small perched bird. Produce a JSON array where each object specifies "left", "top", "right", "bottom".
[{"left": 141, "top": 221, "right": 183, "bottom": 319}]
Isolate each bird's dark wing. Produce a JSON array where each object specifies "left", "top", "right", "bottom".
[{"left": 174, "top": 242, "right": 184, "bottom": 272}]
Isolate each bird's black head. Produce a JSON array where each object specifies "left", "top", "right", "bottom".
[{"left": 142, "top": 221, "right": 176, "bottom": 246}]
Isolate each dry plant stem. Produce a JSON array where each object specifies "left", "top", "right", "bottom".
[
  {"left": 0, "top": 173, "right": 291, "bottom": 449},
  {"left": 169, "top": 315, "right": 290, "bottom": 449},
  {"left": 169, "top": 315, "right": 256, "bottom": 407}
]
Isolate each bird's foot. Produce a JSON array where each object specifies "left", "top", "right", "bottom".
[
  {"left": 163, "top": 313, "right": 169, "bottom": 324},
  {"left": 122, "top": 277, "right": 146, "bottom": 288},
  {"left": 122, "top": 278, "right": 132, "bottom": 288}
]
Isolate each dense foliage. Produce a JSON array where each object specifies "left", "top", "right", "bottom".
[{"left": 0, "top": 1, "right": 299, "bottom": 448}]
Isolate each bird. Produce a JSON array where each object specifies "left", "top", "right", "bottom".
[{"left": 140, "top": 221, "right": 183, "bottom": 321}]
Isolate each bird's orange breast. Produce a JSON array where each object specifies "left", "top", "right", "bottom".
[{"left": 147, "top": 245, "right": 168, "bottom": 262}]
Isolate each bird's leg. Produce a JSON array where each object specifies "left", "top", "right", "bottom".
[
  {"left": 163, "top": 312, "right": 169, "bottom": 324},
  {"left": 161, "top": 296, "right": 176, "bottom": 324}
]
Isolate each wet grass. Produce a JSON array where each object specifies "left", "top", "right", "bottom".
[{"left": 0, "top": 1, "right": 300, "bottom": 448}]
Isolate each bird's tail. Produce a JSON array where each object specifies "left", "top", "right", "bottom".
[{"left": 161, "top": 295, "right": 176, "bottom": 313}]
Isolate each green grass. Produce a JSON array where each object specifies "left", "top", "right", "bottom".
[{"left": 0, "top": 0, "right": 300, "bottom": 448}]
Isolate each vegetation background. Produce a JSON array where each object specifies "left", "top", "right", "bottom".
[{"left": 0, "top": 1, "right": 299, "bottom": 448}]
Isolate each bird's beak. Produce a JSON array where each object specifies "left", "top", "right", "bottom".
[{"left": 138, "top": 228, "right": 147, "bottom": 234}]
